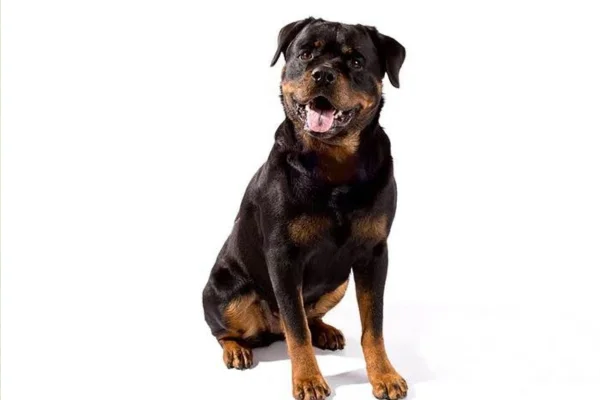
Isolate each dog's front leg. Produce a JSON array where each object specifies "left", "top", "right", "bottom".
[
  {"left": 353, "top": 242, "right": 408, "bottom": 400},
  {"left": 267, "top": 248, "right": 331, "bottom": 400}
]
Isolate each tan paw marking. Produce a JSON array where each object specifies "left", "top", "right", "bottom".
[
  {"left": 371, "top": 372, "right": 408, "bottom": 399},
  {"left": 220, "top": 340, "right": 253, "bottom": 370},
  {"left": 310, "top": 320, "right": 345, "bottom": 351},
  {"left": 293, "top": 373, "right": 331, "bottom": 400}
]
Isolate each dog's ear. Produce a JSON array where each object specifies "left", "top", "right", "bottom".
[
  {"left": 270, "top": 18, "right": 315, "bottom": 67},
  {"left": 365, "top": 26, "right": 406, "bottom": 88}
]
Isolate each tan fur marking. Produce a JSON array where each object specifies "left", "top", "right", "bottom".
[
  {"left": 354, "top": 90, "right": 378, "bottom": 110},
  {"left": 288, "top": 215, "right": 331, "bottom": 245},
  {"left": 219, "top": 339, "right": 253, "bottom": 369},
  {"left": 357, "top": 290, "right": 408, "bottom": 398},
  {"left": 307, "top": 280, "right": 349, "bottom": 319},
  {"left": 299, "top": 132, "right": 360, "bottom": 183},
  {"left": 336, "top": 74, "right": 379, "bottom": 111},
  {"left": 358, "top": 291, "right": 393, "bottom": 378},
  {"left": 296, "top": 133, "right": 360, "bottom": 184},
  {"left": 301, "top": 130, "right": 360, "bottom": 163},
  {"left": 342, "top": 45, "right": 353, "bottom": 54},
  {"left": 286, "top": 327, "right": 329, "bottom": 398},
  {"left": 353, "top": 215, "right": 388, "bottom": 241},
  {"left": 286, "top": 328, "right": 319, "bottom": 376},
  {"left": 309, "top": 319, "right": 346, "bottom": 350},
  {"left": 223, "top": 292, "right": 282, "bottom": 339},
  {"left": 280, "top": 79, "right": 300, "bottom": 95},
  {"left": 314, "top": 39, "right": 325, "bottom": 48},
  {"left": 282, "top": 291, "right": 330, "bottom": 399}
]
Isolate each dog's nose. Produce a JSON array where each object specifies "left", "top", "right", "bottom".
[{"left": 311, "top": 67, "right": 337, "bottom": 85}]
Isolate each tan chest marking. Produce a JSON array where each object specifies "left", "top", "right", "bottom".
[
  {"left": 297, "top": 133, "right": 361, "bottom": 185},
  {"left": 352, "top": 215, "right": 388, "bottom": 241},
  {"left": 288, "top": 215, "right": 332, "bottom": 245},
  {"left": 301, "top": 131, "right": 360, "bottom": 161}
]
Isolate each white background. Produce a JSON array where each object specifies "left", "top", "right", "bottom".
[{"left": 2, "top": 1, "right": 600, "bottom": 399}]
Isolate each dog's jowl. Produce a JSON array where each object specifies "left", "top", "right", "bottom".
[{"left": 202, "top": 17, "right": 407, "bottom": 400}]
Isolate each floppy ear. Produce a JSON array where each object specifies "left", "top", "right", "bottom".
[
  {"left": 365, "top": 26, "right": 406, "bottom": 88},
  {"left": 270, "top": 18, "right": 315, "bottom": 67}
]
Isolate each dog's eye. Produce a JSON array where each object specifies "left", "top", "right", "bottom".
[
  {"left": 299, "top": 51, "right": 313, "bottom": 61},
  {"left": 350, "top": 58, "right": 363, "bottom": 69}
]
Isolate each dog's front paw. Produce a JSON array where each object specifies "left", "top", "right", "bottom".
[
  {"left": 293, "top": 373, "right": 331, "bottom": 400},
  {"left": 370, "top": 372, "right": 408, "bottom": 399}
]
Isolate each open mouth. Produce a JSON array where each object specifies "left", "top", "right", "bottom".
[{"left": 294, "top": 96, "right": 358, "bottom": 134}]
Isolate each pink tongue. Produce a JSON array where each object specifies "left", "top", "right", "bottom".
[{"left": 306, "top": 108, "right": 335, "bottom": 133}]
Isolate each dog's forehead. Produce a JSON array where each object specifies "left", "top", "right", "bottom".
[{"left": 296, "top": 22, "right": 371, "bottom": 49}]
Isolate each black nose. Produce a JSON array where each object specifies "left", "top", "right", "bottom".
[{"left": 311, "top": 67, "right": 337, "bottom": 85}]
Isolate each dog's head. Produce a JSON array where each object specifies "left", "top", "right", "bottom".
[{"left": 272, "top": 18, "right": 405, "bottom": 144}]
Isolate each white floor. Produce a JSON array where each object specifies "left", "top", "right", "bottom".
[
  {"left": 3, "top": 275, "right": 599, "bottom": 400},
  {"left": 193, "top": 282, "right": 600, "bottom": 400}
]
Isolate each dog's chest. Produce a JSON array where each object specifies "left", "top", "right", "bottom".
[
  {"left": 326, "top": 187, "right": 356, "bottom": 245},
  {"left": 289, "top": 186, "right": 387, "bottom": 249}
]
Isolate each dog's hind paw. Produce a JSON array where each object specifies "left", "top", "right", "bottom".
[
  {"left": 220, "top": 339, "right": 253, "bottom": 370},
  {"left": 309, "top": 319, "right": 345, "bottom": 351}
]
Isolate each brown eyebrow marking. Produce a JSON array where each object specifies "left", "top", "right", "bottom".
[
  {"left": 314, "top": 39, "right": 325, "bottom": 48},
  {"left": 342, "top": 45, "right": 353, "bottom": 54}
]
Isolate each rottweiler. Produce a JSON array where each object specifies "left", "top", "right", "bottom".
[{"left": 202, "top": 17, "right": 407, "bottom": 400}]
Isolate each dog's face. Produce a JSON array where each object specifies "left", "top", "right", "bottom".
[{"left": 271, "top": 18, "right": 405, "bottom": 143}]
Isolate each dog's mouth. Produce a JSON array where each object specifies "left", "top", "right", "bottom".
[{"left": 294, "top": 96, "right": 359, "bottom": 134}]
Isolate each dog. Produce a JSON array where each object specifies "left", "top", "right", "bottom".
[{"left": 202, "top": 17, "right": 407, "bottom": 400}]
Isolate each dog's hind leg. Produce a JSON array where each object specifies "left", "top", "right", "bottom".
[
  {"left": 204, "top": 281, "right": 282, "bottom": 370},
  {"left": 306, "top": 280, "right": 349, "bottom": 351}
]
